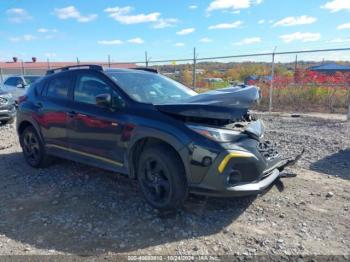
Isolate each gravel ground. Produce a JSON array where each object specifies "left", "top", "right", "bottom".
[{"left": 0, "top": 115, "right": 349, "bottom": 257}]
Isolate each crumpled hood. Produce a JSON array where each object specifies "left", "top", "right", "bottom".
[{"left": 156, "top": 85, "right": 260, "bottom": 120}]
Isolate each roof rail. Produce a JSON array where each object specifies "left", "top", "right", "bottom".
[
  {"left": 130, "top": 67, "right": 158, "bottom": 73},
  {"left": 46, "top": 64, "right": 103, "bottom": 75}
]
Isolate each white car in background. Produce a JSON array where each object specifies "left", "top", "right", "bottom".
[{"left": 1, "top": 75, "right": 41, "bottom": 104}]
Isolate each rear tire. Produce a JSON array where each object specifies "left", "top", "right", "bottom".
[
  {"left": 137, "top": 144, "right": 188, "bottom": 211},
  {"left": 1, "top": 118, "right": 14, "bottom": 125},
  {"left": 20, "top": 126, "right": 52, "bottom": 168}
]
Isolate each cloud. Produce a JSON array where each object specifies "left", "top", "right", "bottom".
[
  {"left": 280, "top": 32, "right": 321, "bottom": 43},
  {"left": 6, "top": 8, "right": 32, "bottom": 23},
  {"left": 273, "top": 15, "right": 317, "bottom": 27},
  {"left": 321, "top": 0, "right": 350, "bottom": 12},
  {"left": 207, "top": 0, "right": 262, "bottom": 12},
  {"left": 330, "top": 37, "right": 350, "bottom": 43},
  {"left": 208, "top": 21, "right": 242, "bottom": 29},
  {"left": 258, "top": 19, "right": 265, "bottom": 24},
  {"left": 22, "top": 34, "right": 36, "bottom": 41},
  {"left": 176, "top": 28, "right": 195, "bottom": 35},
  {"left": 337, "top": 22, "right": 350, "bottom": 29},
  {"left": 54, "top": 6, "right": 97, "bottom": 22},
  {"left": 189, "top": 5, "right": 198, "bottom": 9},
  {"left": 97, "top": 39, "right": 123, "bottom": 45},
  {"left": 199, "top": 37, "right": 213, "bottom": 43},
  {"left": 127, "top": 38, "right": 144, "bottom": 44},
  {"left": 174, "top": 42, "right": 185, "bottom": 47},
  {"left": 37, "top": 28, "right": 58, "bottom": 33},
  {"left": 153, "top": 18, "right": 178, "bottom": 29},
  {"left": 104, "top": 6, "right": 160, "bottom": 24},
  {"left": 9, "top": 34, "right": 37, "bottom": 42},
  {"left": 44, "top": 52, "right": 57, "bottom": 58},
  {"left": 234, "top": 37, "right": 261, "bottom": 45}
]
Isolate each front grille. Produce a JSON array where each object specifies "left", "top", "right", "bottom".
[
  {"left": 258, "top": 140, "right": 279, "bottom": 160},
  {"left": 0, "top": 97, "right": 7, "bottom": 105}
]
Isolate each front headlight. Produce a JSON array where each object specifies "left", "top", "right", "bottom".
[
  {"left": 186, "top": 124, "right": 241, "bottom": 142},
  {"left": 4, "top": 93, "right": 13, "bottom": 99},
  {"left": 0, "top": 93, "right": 13, "bottom": 103}
]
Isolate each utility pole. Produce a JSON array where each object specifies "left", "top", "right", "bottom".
[
  {"left": 76, "top": 57, "right": 80, "bottom": 65},
  {"left": 145, "top": 51, "right": 149, "bottom": 67},
  {"left": 108, "top": 55, "right": 111, "bottom": 68},
  {"left": 192, "top": 47, "right": 197, "bottom": 89},
  {"left": 21, "top": 59, "right": 25, "bottom": 75},
  {"left": 47, "top": 58, "right": 51, "bottom": 70},
  {"left": 269, "top": 47, "right": 277, "bottom": 113},
  {"left": 294, "top": 55, "right": 298, "bottom": 84}
]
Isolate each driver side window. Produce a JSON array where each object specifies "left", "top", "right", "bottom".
[
  {"left": 74, "top": 74, "right": 125, "bottom": 109},
  {"left": 74, "top": 75, "right": 110, "bottom": 105},
  {"left": 5, "top": 77, "right": 23, "bottom": 87}
]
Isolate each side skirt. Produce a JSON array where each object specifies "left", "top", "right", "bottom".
[{"left": 46, "top": 144, "right": 128, "bottom": 174}]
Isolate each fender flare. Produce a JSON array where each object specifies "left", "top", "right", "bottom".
[
  {"left": 17, "top": 114, "right": 45, "bottom": 146},
  {"left": 126, "top": 126, "right": 192, "bottom": 182}
]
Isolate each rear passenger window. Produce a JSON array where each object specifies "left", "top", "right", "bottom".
[{"left": 46, "top": 77, "right": 70, "bottom": 99}]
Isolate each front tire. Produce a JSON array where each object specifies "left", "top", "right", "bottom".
[
  {"left": 20, "top": 126, "right": 51, "bottom": 168},
  {"left": 137, "top": 144, "right": 188, "bottom": 211}
]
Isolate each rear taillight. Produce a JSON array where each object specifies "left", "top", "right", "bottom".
[{"left": 18, "top": 95, "right": 28, "bottom": 105}]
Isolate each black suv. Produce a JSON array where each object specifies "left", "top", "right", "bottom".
[{"left": 16, "top": 65, "right": 299, "bottom": 210}]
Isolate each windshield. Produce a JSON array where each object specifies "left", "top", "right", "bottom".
[
  {"left": 24, "top": 76, "right": 40, "bottom": 85},
  {"left": 107, "top": 71, "right": 197, "bottom": 104}
]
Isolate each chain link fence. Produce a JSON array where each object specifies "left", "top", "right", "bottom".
[
  {"left": 147, "top": 47, "right": 350, "bottom": 119},
  {"left": 1, "top": 47, "right": 350, "bottom": 119}
]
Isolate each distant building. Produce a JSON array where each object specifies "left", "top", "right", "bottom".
[
  {"left": 0, "top": 60, "right": 137, "bottom": 81},
  {"left": 244, "top": 75, "right": 272, "bottom": 84},
  {"left": 244, "top": 75, "right": 259, "bottom": 84},
  {"left": 307, "top": 63, "right": 350, "bottom": 74},
  {"left": 195, "top": 69, "right": 205, "bottom": 74},
  {"left": 204, "top": 77, "right": 224, "bottom": 83},
  {"left": 0, "top": 61, "right": 136, "bottom": 70}
]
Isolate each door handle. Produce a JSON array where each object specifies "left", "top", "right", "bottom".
[
  {"left": 35, "top": 102, "right": 43, "bottom": 108},
  {"left": 67, "top": 111, "right": 77, "bottom": 117}
]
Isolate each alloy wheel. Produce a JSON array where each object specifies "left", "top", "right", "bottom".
[
  {"left": 140, "top": 157, "right": 171, "bottom": 205},
  {"left": 23, "top": 131, "right": 40, "bottom": 165}
]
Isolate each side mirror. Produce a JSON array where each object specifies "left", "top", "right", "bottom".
[
  {"left": 95, "top": 93, "right": 111, "bottom": 108},
  {"left": 16, "top": 83, "right": 26, "bottom": 88}
]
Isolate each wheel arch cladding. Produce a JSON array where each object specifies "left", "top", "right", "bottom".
[
  {"left": 18, "top": 120, "right": 33, "bottom": 135},
  {"left": 127, "top": 136, "right": 191, "bottom": 183},
  {"left": 18, "top": 120, "right": 44, "bottom": 146}
]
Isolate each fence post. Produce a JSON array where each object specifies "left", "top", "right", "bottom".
[
  {"left": 269, "top": 49, "right": 276, "bottom": 113},
  {"left": 20, "top": 60, "right": 25, "bottom": 75},
  {"left": 145, "top": 51, "right": 149, "bottom": 68},
  {"left": 0, "top": 67, "right": 3, "bottom": 83},
  {"left": 192, "top": 47, "right": 196, "bottom": 89}
]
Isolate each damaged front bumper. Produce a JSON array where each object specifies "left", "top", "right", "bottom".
[
  {"left": 0, "top": 106, "right": 16, "bottom": 121},
  {"left": 221, "top": 151, "right": 303, "bottom": 195},
  {"left": 189, "top": 147, "right": 303, "bottom": 197}
]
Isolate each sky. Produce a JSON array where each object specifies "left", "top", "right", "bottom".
[{"left": 1, "top": 0, "right": 350, "bottom": 63}]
